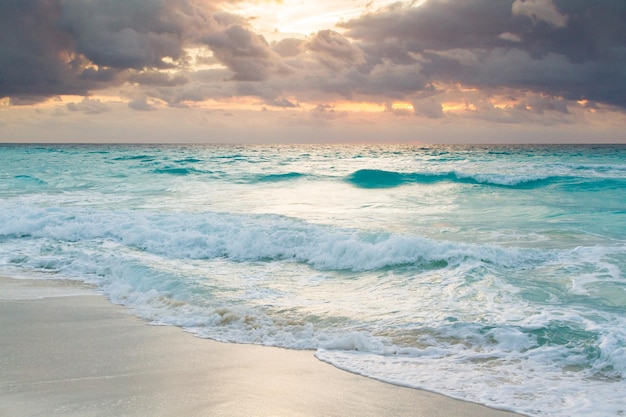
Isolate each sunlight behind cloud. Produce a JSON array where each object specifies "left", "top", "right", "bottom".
[
  {"left": 227, "top": 0, "right": 404, "bottom": 39},
  {"left": 391, "top": 102, "right": 414, "bottom": 111},
  {"left": 1, "top": 0, "right": 624, "bottom": 144}
]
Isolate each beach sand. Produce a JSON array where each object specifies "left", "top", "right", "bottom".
[{"left": 0, "top": 277, "right": 523, "bottom": 417}]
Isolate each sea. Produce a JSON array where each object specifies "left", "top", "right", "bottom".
[{"left": 1, "top": 144, "right": 625, "bottom": 416}]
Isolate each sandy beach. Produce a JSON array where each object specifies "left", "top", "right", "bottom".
[{"left": 0, "top": 277, "right": 523, "bottom": 417}]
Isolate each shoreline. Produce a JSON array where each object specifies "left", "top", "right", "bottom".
[{"left": 0, "top": 277, "right": 523, "bottom": 417}]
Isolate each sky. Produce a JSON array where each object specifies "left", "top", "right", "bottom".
[{"left": 1, "top": 0, "right": 625, "bottom": 144}]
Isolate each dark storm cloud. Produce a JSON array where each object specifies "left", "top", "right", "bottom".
[
  {"left": 341, "top": 0, "right": 626, "bottom": 107},
  {"left": 201, "top": 24, "right": 284, "bottom": 81},
  {"left": 2, "top": 0, "right": 625, "bottom": 113},
  {"left": 58, "top": 0, "right": 185, "bottom": 70},
  {"left": 0, "top": 0, "right": 92, "bottom": 101},
  {"left": 341, "top": 0, "right": 515, "bottom": 49},
  {"left": 128, "top": 71, "right": 189, "bottom": 87},
  {"left": 57, "top": 0, "right": 230, "bottom": 70},
  {"left": 307, "top": 30, "right": 365, "bottom": 71},
  {"left": 0, "top": 0, "right": 219, "bottom": 102}
]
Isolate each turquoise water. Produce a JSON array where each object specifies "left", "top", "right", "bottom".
[{"left": 1, "top": 144, "right": 625, "bottom": 416}]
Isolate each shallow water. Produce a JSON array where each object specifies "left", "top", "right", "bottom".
[{"left": 1, "top": 144, "right": 625, "bottom": 416}]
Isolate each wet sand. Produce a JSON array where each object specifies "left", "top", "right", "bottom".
[{"left": 0, "top": 277, "right": 524, "bottom": 417}]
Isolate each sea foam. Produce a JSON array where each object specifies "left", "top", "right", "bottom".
[
  {"left": 0, "top": 203, "right": 543, "bottom": 273},
  {"left": 1, "top": 144, "right": 625, "bottom": 417}
]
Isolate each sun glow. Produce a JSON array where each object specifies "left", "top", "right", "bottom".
[
  {"left": 390, "top": 102, "right": 414, "bottom": 112},
  {"left": 226, "top": 0, "right": 406, "bottom": 39},
  {"left": 490, "top": 97, "right": 519, "bottom": 110},
  {"left": 190, "top": 99, "right": 391, "bottom": 114},
  {"left": 441, "top": 102, "right": 466, "bottom": 112},
  {"left": 331, "top": 101, "right": 386, "bottom": 113}
]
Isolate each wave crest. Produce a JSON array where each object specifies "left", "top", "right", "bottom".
[
  {"left": 346, "top": 169, "right": 566, "bottom": 189},
  {"left": 0, "top": 206, "right": 538, "bottom": 272}
]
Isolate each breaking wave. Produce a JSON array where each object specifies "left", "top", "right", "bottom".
[{"left": 346, "top": 169, "right": 626, "bottom": 190}]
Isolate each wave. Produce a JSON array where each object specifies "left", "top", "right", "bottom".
[
  {"left": 346, "top": 169, "right": 626, "bottom": 190},
  {"left": 0, "top": 205, "right": 542, "bottom": 273},
  {"left": 151, "top": 168, "right": 308, "bottom": 181},
  {"left": 174, "top": 157, "right": 202, "bottom": 164},
  {"left": 243, "top": 172, "right": 309, "bottom": 183},
  {"left": 13, "top": 175, "right": 47, "bottom": 185},
  {"left": 560, "top": 177, "right": 626, "bottom": 192},
  {"left": 346, "top": 169, "right": 407, "bottom": 188},
  {"left": 112, "top": 154, "right": 155, "bottom": 162},
  {"left": 346, "top": 169, "right": 554, "bottom": 189},
  {"left": 152, "top": 167, "right": 209, "bottom": 176}
]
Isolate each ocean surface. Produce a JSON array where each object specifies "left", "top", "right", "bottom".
[{"left": 1, "top": 144, "right": 625, "bottom": 416}]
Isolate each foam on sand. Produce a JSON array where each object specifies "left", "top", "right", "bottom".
[{"left": 0, "top": 277, "right": 521, "bottom": 417}]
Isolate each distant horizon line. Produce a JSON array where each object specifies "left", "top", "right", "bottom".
[{"left": 2, "top": 142, "right": 625, "bottom": 146}]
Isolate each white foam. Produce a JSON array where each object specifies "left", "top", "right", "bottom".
[
  {"left": 2, "top": 143, "right": 626, "bottom": 417},
  {"left": 316, "top": 333, "right": 626, "bottom": 417},
  {"left": 0, "top": 204, "right": 545, "bottom": 273}
]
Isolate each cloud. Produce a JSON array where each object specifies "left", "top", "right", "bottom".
[
  {"left": 128, "top": 71, "right": 189, "bottom": 87},
  {"left": 0, "top": 0, "right": 94, "bottom": 101},
  {"left": 202, "top": 24, "right": 284, "bottom": 81},
  {"left": 58, "top": 1, "right": 183, "bottom": 69},
  {"left": 340, "top": 0, "right": 515, "bottom": 49},
  {"left": 412, "top": 98, "right": 444, "bottom": 119},
  {"left": 266, "top": 97, "right": 299, "bottom": 108},
  {"left": 512, "top": 0, "right": 567, "bottom": 28},
  {"left": 128, "top": 96, "right": 157, "bottom": 111},
  {"left": 340, "top": 0, "right": 626, "bottom": 108},
  {"left": 272, "top": 38, "right": 305, "bottom": 58},
  {"left": 66, "top": 98, "right": 109, "bottom": 114},
  {"left": 307, "top": 30, "right": 365, "bottom": 71},
  {"left": 498, "top": 32, "right": 523, "bottom": 43},
  {"left": 56, "top": 0, "right": 233, "bottom": 70},
  {"left": 0, "top": 0, "right": 221, "bottom": 102},
  {"left": 1, "top": 0, "right": 625, "bottom": 123}
]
